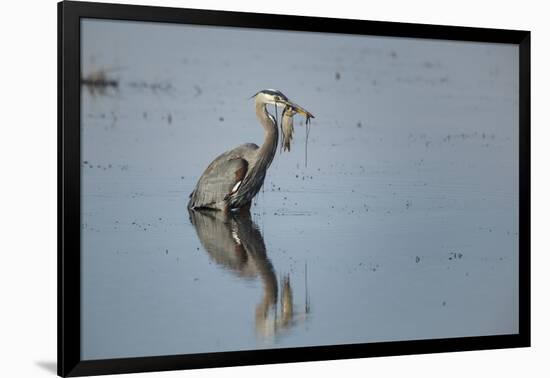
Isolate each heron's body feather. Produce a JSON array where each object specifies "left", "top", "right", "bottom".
[{"left": 188, "top": 143, "right": 258, "bottom": 210}]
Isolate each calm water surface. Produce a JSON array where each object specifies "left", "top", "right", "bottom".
[{"left": 80, "top": 19, "right": 519, "bottom": 359}]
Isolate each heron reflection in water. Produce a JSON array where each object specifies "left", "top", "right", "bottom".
[
  {"left": 188, "top": 89, "right": 314, "bottom": 212},
  {"left": 189, "top": 209, "right": 310, "bottom": 340}
]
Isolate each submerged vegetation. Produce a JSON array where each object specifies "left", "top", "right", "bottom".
[{"left": 81, "top": 69, "right": 119, "bottom": 95}]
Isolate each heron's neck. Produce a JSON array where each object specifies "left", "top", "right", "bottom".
[{"left": 255, "top": 102, "right": 279, "bottom": 169}]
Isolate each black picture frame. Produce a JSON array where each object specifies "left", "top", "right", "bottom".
[{"left": 58, "top": 1, "right": 531, "bottom": 376}]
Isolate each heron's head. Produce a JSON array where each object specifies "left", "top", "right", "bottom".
[
  {"left": 252, "top": 89, "right": 289, "bottom": 107},
  {"left": 252, "top": 89, "right": 315, "bottom": 119}
]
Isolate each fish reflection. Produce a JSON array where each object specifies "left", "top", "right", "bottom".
[{"left": 189, "top": 209, "right": 309, "bottom": 341}]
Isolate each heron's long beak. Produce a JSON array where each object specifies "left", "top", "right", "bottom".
[{"left": 282, "top": 100, "right": 314, "bottom": 119}]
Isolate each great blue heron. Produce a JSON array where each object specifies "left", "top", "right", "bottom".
[{"left": 188, "top": 89, "right": 314, "bottom": 212}]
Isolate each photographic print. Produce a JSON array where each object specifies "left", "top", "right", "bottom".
[
  {"left": 59, "top": 2, "right": 531, "bottom": 375},
  {"left": 78, "top": 17, "right": 520, "bottom": 361}
]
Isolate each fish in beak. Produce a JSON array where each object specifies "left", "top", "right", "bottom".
[
  {"left": 281, "top": 99, "right": 315, "bottom": 120},
  {"left": 281, "top": 106, "right": 296, "bottom": 152},
  {"left": 280, "top": 101, "right": 314, "bottom": 153}
]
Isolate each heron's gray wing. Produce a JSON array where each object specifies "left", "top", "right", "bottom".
[{"left": 188, "top": 155, "right": 248, "bottom": 210}]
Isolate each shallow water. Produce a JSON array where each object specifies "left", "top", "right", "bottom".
[{"left": 80, "top": 19, "right": 519, "bottom": 360}]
